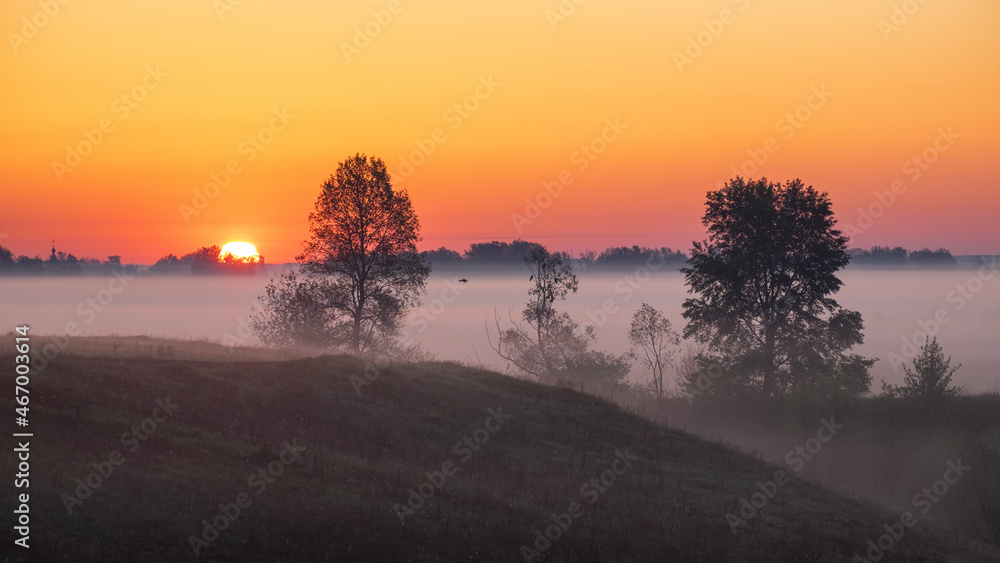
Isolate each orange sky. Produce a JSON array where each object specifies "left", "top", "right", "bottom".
[{"left": 1, "top": 0, "right": 998, "bottom": 263}]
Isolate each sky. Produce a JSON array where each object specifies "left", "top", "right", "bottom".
[{"left": 1, "top": 0, "right": 998, "bottom": 264}]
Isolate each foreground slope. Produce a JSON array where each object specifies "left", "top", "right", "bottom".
[{"left": 1, "top": 338, "right": 997, "bottom": 562}]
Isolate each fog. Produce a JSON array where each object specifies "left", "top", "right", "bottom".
[{"left": 2, "top": 268, "right": 999, "bottom": 393}]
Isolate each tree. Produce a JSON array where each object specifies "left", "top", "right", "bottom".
[
  {"left": 49, "top": 252, "right": 82, "bottom": 275},
  {"left": 909, "top": 248, "right": 958, "bottom": 268},
  {"left": 182, "top": 245, "right": 223, "bottom": 275},
  {"left": 682, "top": 177, "right": 874, "bottom": 400},
  {"left": 595, "top": 246, "right": 686, "bottom": 267},
  {"left": 220, "top": 249, "right": 262, "bottom": 275},
  {"left": 674, "top": 344, "right": 743, "bottom": 403},
  {"left": 423, "top": 246, "right": 463, "bottom": 265},
  {"left": 464, "top": 239, "right": 544, "bottom": 263},
  {"left": 575, "top": 250, "right": 597, "bottom": 272},
  {"left": 849, "top": 246, "right": 908, "bottom": 268},
  {"left": 267, "top": 153, "right": 429, "bottom": 354},
  {"left": 14, "top": 255, "right": 45, "bottom": 275},
  {"left": 897, "top": 337, "right": 962, "bottom": 401},
  {"left": 489, "top": 246, "right": 629, "bottom": 389},
  {"left": 490, "top": 246, "right": 578, "bottom": 380},
  {"left": 250, "top": 272, "right": 342, "bottom": 350},
  {"left": 628, "top": 303, "right": 680, "bottom": 401},
  {"left": 0, "top": 245, "right": 14, "bottom": 274},
  {"left": 149, "top": 254, "right": 185, "bottom": 275}
]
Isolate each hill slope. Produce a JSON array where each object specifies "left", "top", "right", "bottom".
[{"left": 1, "top": 338, "right": 997, "bottom": 562}]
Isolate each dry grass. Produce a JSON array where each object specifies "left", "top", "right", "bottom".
[
  {"left": 0, "top": 337, "right": 997, "bottom": 562},
  {"left": 2, "top": 333, "right": 309, "bottom": 363}
]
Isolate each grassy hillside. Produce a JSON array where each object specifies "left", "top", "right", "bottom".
[{"left": 1, "top": 337, "right": 997, "bottom": 562}]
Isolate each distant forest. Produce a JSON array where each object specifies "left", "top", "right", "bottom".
[
  {"left": 148, "top": 245, "right": 263, "bottom": 276},
  {"left": 422, "top": 241, "right": 966, "bottom": 271},
  {"left": 0, "top": 244, "right": 139, "bottom": 277},
  {"left": 0, "top": 243, "right": 260, "bottom": 277},
  {"left": 846, "top": 245, "right": 959, "bottom": 268},
  {"left": 0, "top": 240, "right": 973, "bottom": 276},
  {"left": 424, "top": 241, "right": 687, "bottom": 269}
]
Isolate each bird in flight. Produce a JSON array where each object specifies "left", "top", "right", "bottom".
[
  {"left": 529, "top": 274, "right": 534, "bottom": 281},
  {"left": 458, "top": 278, "right": 468, "bottom": 283}
]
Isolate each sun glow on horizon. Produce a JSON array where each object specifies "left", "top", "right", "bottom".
[{"left": 220, "top": 242, "right": 260, "bottom": 262}]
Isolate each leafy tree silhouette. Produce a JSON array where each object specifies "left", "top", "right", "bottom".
[
  {"left": 255, "top": 154, "right": 429, "bottom": 355},
  {"left": 489, "top": 246, "right": 629, "bottom": 390},
  {"left": 682, "top": 177, "right": 874, "bottom": 400},
  {"left": 894, "top": 337, "right": 962, "bottom": 401}
]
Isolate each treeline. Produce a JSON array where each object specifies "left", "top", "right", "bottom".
[
  {"left": 0, "top": 245, "right": 138, "bottom": 276},
  {"left": 150, "top": 245, "right": 264, "bottom": 276},
  {"left": 847, "top": 246, "right": 958, "bottom": 268},
  {"left": 0, "top": 243, "right": 264, "bottom": 276},
  {"left": 0, "top": 241, "right": 972, "bottom": 276},
  {"left": 424, "top": 240, "right": 687, "bottom": 269},
  {"left": 425, "top": 241, "right": 965, "bottom": 270}
]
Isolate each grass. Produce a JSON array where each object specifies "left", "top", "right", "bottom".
[{"left": 0, "top": 336, "right": 998, "bottom": 562}]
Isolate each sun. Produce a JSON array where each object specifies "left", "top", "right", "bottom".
[{"left": 220, "top": 241, "right": 260, "bottom": 262}]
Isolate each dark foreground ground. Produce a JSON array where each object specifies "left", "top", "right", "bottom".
[{"left": 1, "top": 336, "right": 998, "bottom": 562}]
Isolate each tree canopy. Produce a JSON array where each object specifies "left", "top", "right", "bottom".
[
  {"left": 682, "top": 177, "right": 874, "bottom": 400},
  {"left": 489, "top": 246, "right": 629, "bottom": 390},
  {"left": 628, "top": 303, "right": 680, "bottom": 401},
  {"left": 254, "top": 154, "right": 429, "bottom": 355},
  {"left": 886, "top": 337, "right": 963, "bottom": 401}
]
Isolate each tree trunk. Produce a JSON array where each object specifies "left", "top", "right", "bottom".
[
  {"left": 761, "top": 326, "right": 776, "bottom": 399},
  {"left": 351, "top": 314, "right": 362, "bottom": 354},
  {"left": 534, "top": 297, "right": 557, "bottom": 380},
  {"left": 353, "top": 269, "right": 366, "bottom": 354}
]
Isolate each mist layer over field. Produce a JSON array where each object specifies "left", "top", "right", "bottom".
[{"left": 2, "top": 268, "right": 998, "bottom": 392}]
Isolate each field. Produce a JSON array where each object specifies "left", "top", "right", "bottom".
[{"left": 1, "top": 336, "right": 998, "bottom": 562}]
